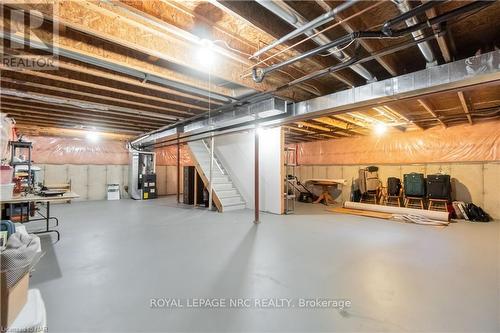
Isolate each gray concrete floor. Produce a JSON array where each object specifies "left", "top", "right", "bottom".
[{"left": 29, "top": 197, "right": 499, "bottom": 333}]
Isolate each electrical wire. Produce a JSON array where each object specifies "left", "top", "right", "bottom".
[{"left": 317, "top": 39, "right": 356, "bottom": 57}]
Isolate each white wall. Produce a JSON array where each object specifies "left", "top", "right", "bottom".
[
  {"left": 296, "top": 162, "right": 500, "bottom": 219},
  {"left": 215, "top": 128, "right": 283, "bottom": 214},
  {"left": 36, "top": 164, "right": 129, "bottom": 201},
  {"left": 35, "top": 164, "right": 184, "bottom": 201}
]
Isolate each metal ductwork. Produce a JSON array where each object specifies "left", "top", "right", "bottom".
[
  {"left": 292, "top": 50, "right": 499, "bottom": 118},
  {"left": 392, "top": 0, "right": 437, "bottom": 67},
  {"left": 133, "top": 50, "right": 499, "bottom": 148},
  {"left": 255, "top": 0, "right": 376, "bottom": 83},
  {"left": 133, "top": 97, "right": 287, "bottom": 147}
]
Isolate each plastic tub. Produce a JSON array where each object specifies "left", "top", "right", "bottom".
[
  {"left": 1, "top": 166, "right": 13, "bottom": 184},
  {"left": 0, "top": 183, "right": 15, "bottom": 200}
]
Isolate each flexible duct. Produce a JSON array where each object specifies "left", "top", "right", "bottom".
[{"left": 391, "top": 0, "right": 437, "bottom": 66}]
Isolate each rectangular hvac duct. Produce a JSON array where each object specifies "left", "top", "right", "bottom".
[
  {"left": 134, "top": 97, "right": 287, "bottom": 147},
  {"left": 292, "top": 50, "right": 499, "bottom": 118},
  {"left": 133, "top": 50, "right": 499, "bottom": 148}
]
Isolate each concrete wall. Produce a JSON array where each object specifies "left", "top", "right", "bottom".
[
  {"left": 296, "top": 162, "right": 500, "bottom": 218},
  {"left": 35, "top": 164, "right": 183, "bottom": 201},
  {"left": 214, "top": 128, "right": 283, "bottom": 214}
]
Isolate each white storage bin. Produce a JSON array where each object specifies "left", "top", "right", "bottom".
[
  {"left": 0, "top": 183, "right": 14, "bottom": 200},
  {"left": 7, "top": 289, "right": 47, "bottom": 333},
  {"left": 107, "top": 184, "right": 120, "bottom": 200}
]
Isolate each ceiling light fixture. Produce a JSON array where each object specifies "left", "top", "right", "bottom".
[
  {"left": 86, "top": 131, "right": 100, "bottom": 143},
  {"left": 196, "top": 39, "right": 215, "bottom": 67},
  {"left": 374, "top": 123, "right": 388, "bottom": 135}
]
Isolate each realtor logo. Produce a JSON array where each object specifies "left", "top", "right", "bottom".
[{"left": 1, "top": 2, "right": 59, "bottom": 70}]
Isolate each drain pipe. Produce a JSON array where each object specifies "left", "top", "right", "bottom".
[
  {"left": 255, "top": 0, "right": 376, "bottom": 82},
  {"left": 392, "top": 0, "right": 437, "bottom": 67}
]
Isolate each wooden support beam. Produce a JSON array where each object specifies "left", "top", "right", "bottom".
[
  {"left": 0, "top": 64, "right": 208, "bottom": 113},
  {"left": 49, "top": 56, "right": 221, "bottom": 106},
  {"left": 0, "top": 98, "right": 170, "bottom": 125},
  {"left": 13, "top": 124, "right": 134, "bottom": 141},
  {"left": 282, "top": 125, "right": 315, "bottom": 134},
  {"left": 1, "top": 77, "right": 190, "bottom": 118},
  {"left": 457, "top": 91, "right": 473, "bottom": 124},
  {"left": 383, "top": 105, "right": 425, "bottom": 130},
  {"left": 295, "top": 121, "right": 331, "bottom": 133},
  {"left": 425, "top": 7, "right": 452, "bottom": 63},
  {"left": 8, "top": 116, "right": 146, "bottom": 134},
  {"left": 417, "top": 99, "right": 447, "bottom": 128},
  {"left": 7, "top": 1, "right": 274, "bottom": 93},
  {"left": 3, "top": 109, "right": 157, "bottom": 131},
  {"left": 332, "top": 114, "right": 371, "bottom": 129},
  {"left": 0, "top": 89, "right": 176, "bottom": 122},
  {"left": 0, "top": 15, "right": 234, "bottom": 101},
  {"left": 1, "top": 105, "right": 163, "bottom": 129},
  {"left": 215, "top": 0, "right": 358, "bottom": 89},
  {"left": 119, "top": 0, "right": 332, "bottom": 97},
  {"left": 313, "top": 116, "right": 365, "bottom": 135}
]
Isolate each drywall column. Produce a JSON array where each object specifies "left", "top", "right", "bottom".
[{"left": 254, "top": 128, "right": 260, "bottom": 223}]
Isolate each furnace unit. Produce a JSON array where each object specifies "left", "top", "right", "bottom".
[{"left": 129, "top": 150, "right": 156, "bottom": 200}]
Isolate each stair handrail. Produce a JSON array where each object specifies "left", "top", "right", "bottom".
[{"left": 201, "top": 140, "right": 226, "bottom": 176}]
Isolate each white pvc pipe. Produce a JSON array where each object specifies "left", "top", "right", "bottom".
[{"left": 344, "top": 201, "right": 449, "bottom": 221}]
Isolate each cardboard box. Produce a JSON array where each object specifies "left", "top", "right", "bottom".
[{"left": 1, "top": 272, "right": 29, "bottom": 331}]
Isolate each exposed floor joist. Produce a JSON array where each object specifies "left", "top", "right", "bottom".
[{"left": 457, "top": 91, "right": 474, "bottom": 125}]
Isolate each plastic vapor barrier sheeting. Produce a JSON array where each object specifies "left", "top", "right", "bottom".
[
  {"left": 296, "top": 120, "right": 500, "bottom": 165},
  {"left": 27, "top": 136, "right": 129, "bottom": 165},
  {"left": 155, "top": 145, "right": 193, "bottom": 166}
]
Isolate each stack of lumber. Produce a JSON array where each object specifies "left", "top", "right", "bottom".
[{"left": 329, "top": 202, "right": 450, "bottom": 226}]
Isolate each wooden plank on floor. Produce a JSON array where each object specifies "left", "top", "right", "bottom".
[{"left": 328, "top": 207, "right": 393, "bottom": 219}]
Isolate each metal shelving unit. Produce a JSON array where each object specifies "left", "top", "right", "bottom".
[
  {"left": 284, "top": 147, "right": 297, "bottom": 214},
  {"left": 9, "top": 140, "right": 33, "bottom": 191}
]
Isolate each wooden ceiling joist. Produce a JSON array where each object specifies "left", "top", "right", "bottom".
[
  {"left": 457, "top": 91, "right": 473, "bottom": 125},
  {"left": 313, "top": 116, "right": 365, "bottom": 135},
  {"left": 3, "top": 107, "right": 158, "bottom": 129},
  {"left": 13, "top": 124, "right": 134, "bottom": 141},
  {"left": 382, "top": 105, "right": 424, "bottom": 130},
  {"left": 0, "top": 77, "right": 191, "bottom": 119},
  {"left": 1, "top": 104, "right": 168, "bottom": 128},
  {"left": 425, "top": 7, "right": 453, "bottom": 63},
  {"left": 0, "top": 65, "right": 208, "bottom": 113},
  {"left": 7, "top": 1, "right": 274, "bottom": 93},
  {"left": 10, "top": 115, "right": 149, "bottom": 133},
  {"left": 295, "top": 121, "right": 331, "bottom": 133},
  {"left": 0, "top": 97, "right": 171, "bottom": 125},
  {"left": 0, "top": 91, "right": 176, "bottom": 121},
  {"left": 0, "top": 19, "right": 235, "bottom": 101},
  {"left": 215, "top": 0, "right": 359, "bottom": 89},
  {"left": 417, "top": 99, "right": 447, "bottom": 128}
]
